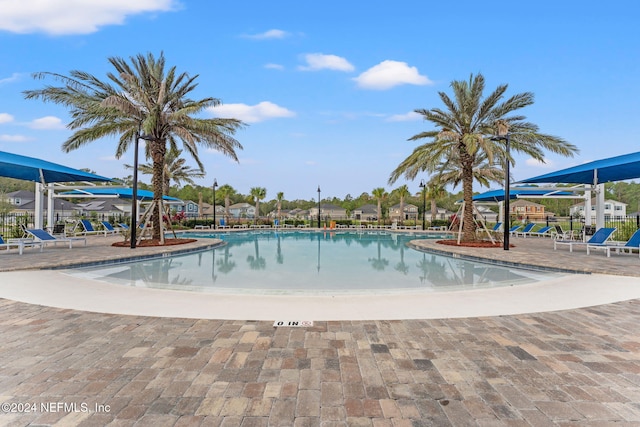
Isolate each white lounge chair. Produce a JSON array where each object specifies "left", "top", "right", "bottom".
[
  {"left": 77, "top": 219, "right": 105, "bottom": 236},
  {"left": 100, "top": 221, "right": 121, "bottom": 234},
  {"left": 26, "top": 228, "right": 86, "bottom": 249},
  {"left": 587, "top": 229, "right": 640, "bottom": 257},
  {"left": 554, "top": 227, "right": 616, "bottom": 253},
  {"left": 0, "top": 235, "right": 42, "bottom": 255},
  {"left": 514, "top": 223, "right": 535, "bottom": 237},
  {"left": 527, "top": 225, "right": 553, "bottom": 238}
]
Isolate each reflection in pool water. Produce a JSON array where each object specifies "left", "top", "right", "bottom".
[{"left": 67, "top": 230, "right": 561, "bottom": 294}]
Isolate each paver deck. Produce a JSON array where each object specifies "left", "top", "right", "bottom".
[{"left": 1, "top": 232, "right": 639, "bottom": 426}]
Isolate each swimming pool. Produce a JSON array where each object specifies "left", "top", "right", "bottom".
[{"left": 66, "top": 230, "right": 561, "bottom": 295}]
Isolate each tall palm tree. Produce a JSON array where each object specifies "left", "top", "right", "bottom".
[
  {"left": 24, "top": 52, "right": 244, "bottom": 241},
  {"left": 276, "top": 191, "right": 284, "bottom": 221},
  {"left": 425, "top": 181, "right": 447, "bottom": 222},
  {"left": 125, "top": 148, "right": 205, "bottom": 194},
  {"left": 216, "top": 184, "right": 236, "bottom": 223},
  {"left": 389, "top": 73, "right": 577, "bottom": 242},
  {"left": 372, "top": 187, "right": 388, "bottom": 226},
  {"left": 393, "top": 184, "right": 410, "bottom": 225},
  {"left": 250, "top": 187, "right": 267, "bottom": 223}
]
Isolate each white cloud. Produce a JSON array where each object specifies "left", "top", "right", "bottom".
[
  {"left": 525, "top": 158, "right": 554, "bottom": 168},
  {"left": 0, "top": 113, "right": 14, "bottom": 124},
  {"left": 353, "top": 60, "right": 432, "bottom": 90},
  {"left": 386, "top": 111, "right": 422, "bottom": 122},
  {"left": 243, "top": 29, "right": 289, "bottom": 40},
  {"left": 298, "top": 53, "right": 354, "bottom": 72},
  {"left": 264, "top": 63, "right": 285, "bottom": 70},
  {"left": 0, "top": 73, "right": 22, "bottom": 85},
  {"left": 29, "top": 116, "right": 66, "bottom": 130},
  {"left": 0, "top": 134, "right": 30, "bottom": 142},
  {"left": 0, "top": 0, "right": 177, "bottom": 35},
  {"left": 208, "top": 101, "right": 295, "bottom": 123}
]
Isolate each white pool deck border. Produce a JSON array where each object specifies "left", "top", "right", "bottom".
[{"left": 1, "top": 269, "right": 639, "bottom": 320}]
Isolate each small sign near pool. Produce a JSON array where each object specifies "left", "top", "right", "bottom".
[{"left": 273, "top": 320, "right": 314, "bottom": 327}]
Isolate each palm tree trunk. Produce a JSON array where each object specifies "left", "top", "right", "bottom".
[
  {"left": 399, "top": 197, "right": 405, "bottom": 225},
  {"left": 462, "top": 162, "right": 475, "bottom": 242},
  {"left": 225, "top": 196, "right": 230, "bottom": 223},
  {"left": 151, "top": 142, "right": 166, "bottom": 241},
  {"left": 431, "top": 199, "right": 437, "bottom": 222}
]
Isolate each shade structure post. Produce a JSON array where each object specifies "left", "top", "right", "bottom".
[{"left": 34, "top": 182, "right": 44, "bottom": 229}]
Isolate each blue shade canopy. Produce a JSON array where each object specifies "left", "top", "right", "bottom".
[
  {"left": 519, "top": 151, "right": 640, "bottom": 185},
  {"left": 63, "top": 187, "right": 181, "bottom": 202},
  {"left": 472, "top": 187, "right": 574, "bottom": 202},
  {"left": 0, "top": 150, "right": 111, "bottom": 184}
]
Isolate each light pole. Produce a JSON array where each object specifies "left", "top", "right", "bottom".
[
  {"left": 212, "top": 179, "right": 218, "bottom": 229},
  {"left": 130, "top": 132, "right": 141, "bottom": 249},
  {"left": 419, "top": 180, "right": 426, "bottom": 230},
  {"left": 317, "top": 186, "right": 321, "bottom": 228},
  {"left": 492, "top": 123, "right": 510, "bottom": 251}
]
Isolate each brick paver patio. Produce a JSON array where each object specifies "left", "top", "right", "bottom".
[{"left": 1, "top": 232, "right": 639, "bottom": 426}]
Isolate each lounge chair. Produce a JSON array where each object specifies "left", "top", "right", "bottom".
[
  {"left": 515, "top": 223, "right": 535, "bottom": 237},
  {"left": 528, "top": 225, "right": 554, "bottom": 238},
  {"left": 100, "top": 221, "right": 121, "bottom": 234},
  {"left": 118, "top": 223, "right": 130, "bottom": 230},
  {"left": 77, "top": 219, "right": 105, "bottom": 236},
  {"left": 26, "top": 228, "right": 86, "bottom": 249},
  {"left": 587, "top": 229, "right": 640, "bottom": 257},
  {"left": 0, "top": 235, "right": 42, "bottom": 255},
  {"left": 508, "top": 225, "right": 522, "bottom": 236},
  {"left": 553, "top": 225, "right": 576, "bottom": 241},
  {"left": 490, "top": 222, "right": 503, "bottom": 232},
  {"left": 219, "top": 219, "right": 230, "bottom": 229},
  {"left": 554, "top": 227, "right": 616, "bottom": 253}
]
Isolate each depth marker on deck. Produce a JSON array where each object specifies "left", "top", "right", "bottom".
[{"left": 273, "top": 320, "right": 314, "bottom": 327}]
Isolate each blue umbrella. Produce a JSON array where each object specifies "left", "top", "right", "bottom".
[
  {"left": 519, "top": 151, "right": 640, "bottom": 185},
  {"left": 0, "top": 150, "right": 111, "bottom": 184}
]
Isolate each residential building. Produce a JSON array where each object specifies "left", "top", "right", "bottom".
[
  {"left": 174, "top": 200, "right": 200, "bottom": 218},
  {"left": 423, "top": 207, "right": 455, "bottom": 221},
  {"left": 308, "top": 203, "right": 348, "bottom": 220},
  {"left": 228, "top": 202, "right": 256, "bottom": 219},
  {"left": 570, "top": 199, "right": 627, "bottom": 220},
  {"left": 508, "top": 199, "right": 549, "bottom": 221},
  {"left": 6, "top": 190, "right": 82, "bottom": 219},
  {"left": 388, "top": 203, "right": 419, "bottom": 222},
  {"left": 351, "top": 204, "right": 378, "bottom": 221}
]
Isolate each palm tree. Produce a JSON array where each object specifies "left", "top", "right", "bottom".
[
  {"left": 24, "top": 52, "right": 244, "bottom": 241},
  {"left": 425, "top": 181, "right": 447, "bottom": 223},
  {"left": 216, "top": 184, "right": 236, "bottom": 223},
  {"left": 276, "top": 191, "right": 284, "bottom": 221},
  {"left": 125, "top": 148, "right": 205, "bottom": 195},
  {"left": 389, "top": 73, "right": 577, "bottom": 242},
  {"left": 393, "top": 184, "right": 410, "bottom": 225},
  {"left": 250, "top": 187, "right": 267, "bottom": 224},
  {"left": 372, "top": 187, "right": 388, "bottom": 226}
]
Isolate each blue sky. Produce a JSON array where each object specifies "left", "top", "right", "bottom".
[{"left": 1, "top": 0, "right": 639, "bottom": 201}]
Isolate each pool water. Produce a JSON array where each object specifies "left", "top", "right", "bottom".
[{"left": 66, "top": 230, "right": 561, "bottom": 295}]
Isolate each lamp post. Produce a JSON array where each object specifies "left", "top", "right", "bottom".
[
  {"left": 212, "top": 179, "right": 218, "bottom": 229},
  {"left": 317, "top": 186, "right": 321, "bottom": 228},
  {"left": 130, "top": 132, "right": 141, "bottom": 249},
  {"left": 492, "top": 123, "right": 511, "bottom": 251},
  {"left": 419, "top": 180, "right": 426, "bottom": 230}
]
